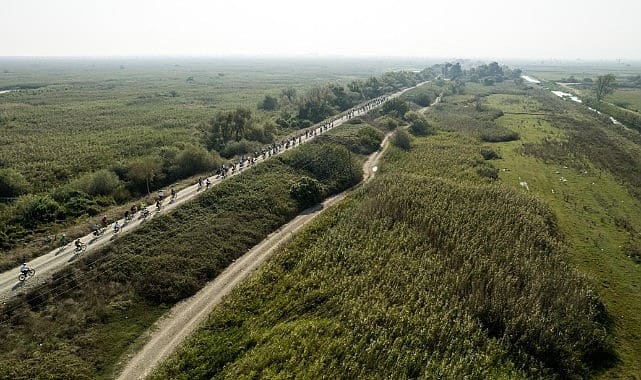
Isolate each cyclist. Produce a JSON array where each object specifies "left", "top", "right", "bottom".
[
  {"left": 113, "top": 221, "right": 120, "bottom": 233},
  {"left": 198, "top": 177, "right": 203, "bottom": 189},
  {"left": 170, "top": 187, "right": 176, "bottom": 200},
  {"left": 19, "top": 262, "right": 28, "bottom": 275},
  {"left": 59, "top": 233, "right": 67, "bottom": 246},
  {"left": 158, "top": 189, "right": 164, "bottom": 201},
  {"left": 124, "top": 210, "right": 130, "bottom": 221},
  {"left": 205, "top": 178, "right": 211, "bottom": 189},
  {"left": 101, "top": 215, "right": 108, "bottom": 228},
  {"left": 75, "top": 239, "right": 83, "bottom": 249}
]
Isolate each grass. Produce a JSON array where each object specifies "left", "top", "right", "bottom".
[
  {"left": 150, "top": 79, "right": 641, "bottom": 379},
  {"left": 152, "top": 133, "right": 612, "bottom": 379},
  {"left": 608, "top": 88, "right": 641, "bottom": 113},
  {"left": 480, "top": 89, "right": 641, "bottom": 378},
  {"left": 0, "top": 134, "right": 371, "bottom": 379}
]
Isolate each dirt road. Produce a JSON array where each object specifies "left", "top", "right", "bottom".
[
  {"left": 115, "top": 121, "right": 396, "bottom": 380},
  {"left": 0, "top": 82, "right": 426, "bottom": 303}
]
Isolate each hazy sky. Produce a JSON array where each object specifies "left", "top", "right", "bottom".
[{"left": 3, "top": 0, "right": 641, "bottom": 59}]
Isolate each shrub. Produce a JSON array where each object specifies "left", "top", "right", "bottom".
[
  {"left": 383, "top": 98, "right": 410, "bottom": 118},
  {"left": 405, "top": 111, "right": 434, "bottom": 136},
  {"left": 480, "top": 148, "right": 501, "bottom": 160},
  {"left": 221, "top": 140, "right": 263, "bottom": 158},
  {"left": 13, "top": 194, "right": 61, "bottom": 228},
  {"left": 280, "top": 144, "right": 359, "bottom": 194},
  {"left": 258, "top": 95, "right": 278, "bottom": 111},
  {"left": 476, "top": 164, "right": 499, "bottom": 180},
  {"left": 356, "top": 126, "right": 384, "bottom": 154},
  {"left": 479, "top": 127, "right": 519, "bottom": 142},
  {"left": 0, "top": 168, "right": 30, "bottom": 198},
  {"left": 391, "top": 130, "right": 412, "bottom": 150},
  {"left": 290, "top": 176, "right": 324, "bottom": 210},
  {"left": 73, "top": 169, "right": 123, "bottom": 197},
  {"left": 175, "top": 145, "right": 217, "bottom": 178}
]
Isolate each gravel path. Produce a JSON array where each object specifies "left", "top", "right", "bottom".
[{"left": 115, "top": 120, "right": 395, "bottom": 380}]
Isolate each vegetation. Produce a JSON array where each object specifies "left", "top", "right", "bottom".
[
  {"left": 152, "top": 99, "right": 614, "bottom": 378},
  {"left": 0, "top": 135, "right": 370, "bottom": 379},
  {"left": 0, "top": 59, "right": 431, "bottom": 253},
  {"left": 594, "top": 74, "right": 616, "bottom": 101}
]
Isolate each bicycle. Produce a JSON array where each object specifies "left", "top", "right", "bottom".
[{"left": 18, "top": 268, "right": 36, "bottom": 282}]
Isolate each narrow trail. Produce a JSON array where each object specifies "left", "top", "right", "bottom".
[
  {"left": 0, "top": 81, "right": 427, "bottom": 303},
  {"left": 115, "top": 121, "right": 397, "bottom": 380}
]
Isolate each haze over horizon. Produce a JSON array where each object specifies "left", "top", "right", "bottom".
[{"left": 3, "top": 0, "right": 641, "bottom": 60}]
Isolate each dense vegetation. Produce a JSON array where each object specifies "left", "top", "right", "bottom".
[
  {"left": 152, "top": 96, "right": 613, "bottom": 378},
  {"left": 0, "top": 129, "right": 378, "bottom": 379},
  {"left": 0, "top": 59, "right": 432, "bottom": 253}
]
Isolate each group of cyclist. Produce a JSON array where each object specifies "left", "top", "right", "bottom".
[{"left": 17, "top": 96, "right": 390, "bottom": 280}]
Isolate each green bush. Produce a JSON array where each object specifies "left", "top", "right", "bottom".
[
  {"left": 405, "top": 111, "right": 434, "bottom": 136},
  {"left": 13, "top": 194, "right": 61, "bottom": 228},
  {"left": 280, "top": 144, "right": 360, "bottom": 194},
  {"left": 0, "top": 168, "right": 30, "bottom": 198},
  {"left": 391, "top": 130, "right": 412, "bottom": 150},
  {"left": 290, "top": 176, "right": 324, "bottom": 210},
  {"left": 221, "top": 139, "right": 263, "bottom": 158},
  {"left": 480, "top": 126, "right": 519, "bottom": 142},
  {"left": 73, "top": 169, "right": 123, "bottom": 197},
  {"left": 175, "top": 145, "right": 217, "bottom": 178}
]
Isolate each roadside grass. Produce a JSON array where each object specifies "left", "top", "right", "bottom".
[
  {"left": 0, "top": 136, "right": 368, "bottom": 379},
  {"left": 152, "top": 131, "right": 612, "bottom": 378},
  {"left": 483, "top": 92, "right": 641, "bottom": 378},
  {"left": 152, "top": 82, "right": 641, "bottom": 378}
]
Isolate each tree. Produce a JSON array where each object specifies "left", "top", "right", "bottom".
[
  {"left": 594, "top": 74, "right": 616, "bottom": 101},
  {"left": 127, "top": 156, "right": 163, "bottom": 195},
  {"left": 382, "top": 98, "right": 410, "bottom": 118},
  {"left": 258, "top": 95, "right": 278, "bottom": 111}
]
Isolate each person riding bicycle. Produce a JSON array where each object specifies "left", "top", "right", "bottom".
[
  {"left": 20, "top": 262, "right": 28, "bottom": 274},
  {"left": 113, "top": 221, "right": 120, "bottom": 233},
  {"left": 198, "top": 177, "right": 203, "bottom": 189},
  {"left": 101, "top": 215, "right": 108, "bottom": 227},
  {"left": 124, "top": 210, "right": 130, "bottom": 221},
  {"left": 205, "top": 178, "right": 211, "bottom": 189},
  {"left": 170, "top": 187, "right": 176, "bottom": 199},
  {"left": 75, "top": 239, "right": 83, "bottom": 248}
]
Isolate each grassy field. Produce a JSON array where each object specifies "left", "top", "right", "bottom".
[
  {"left": 150, "top": 78, "right": 641, "bottom": 378},
  {"left": 0, "top": 58, "right": 433, "bottom": 259},
  {"left": 483, "top": 88, "right": 641, "bottom": 378},
  {"left": 0, "top": 116, "right": 387, "bottom": 379},
  {"left": 608, "top": 88, "right": 641, "bottom": 113}
]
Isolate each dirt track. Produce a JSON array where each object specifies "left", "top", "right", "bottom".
[{"left": 115, "top": 123, "right": 395, "bottom": 380}]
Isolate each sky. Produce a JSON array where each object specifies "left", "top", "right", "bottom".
[{"left": 2, "top": 0, "right": 641, "bottom": 60}]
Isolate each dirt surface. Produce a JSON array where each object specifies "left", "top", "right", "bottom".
[
  {"left": 115, "top": 120, "right": 396, "bottom": 380},
  {"left": 0, "top": 82, "right": 426, "bottom": 303}
]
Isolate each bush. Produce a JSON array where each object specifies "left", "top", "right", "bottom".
[
  {"left": 175, "top": 145, "right": 218, "bottom": 178},
  {"left": 258, "top": 95, "right": 278, "bottom": 111},
  {"left": 480, "top": 148, "right": 501, "bottom": 160},
  {"left": 391, "top": 130, "right": 412, "bottom": 151},
  {"left": 356, "top": 126, "right": 384, "bottom": 154},
  {"left": 382, "top": 98, "right": 410, "bottom": 118},
  {"left": 476, "top": 164, "right": 499, "bottom": 180},
  {"left": 0, "top": 168, "right": 30, "bottom": 198},
  {"left": 73, "top": 169, "right": 123, "bottom": 197},
  {"left": 405, "top": 111, "right": 434, "bottom": 136},
  {"left": 13, "top": 194, "right": 62, "bottom": 228},
  {"left": 280, "top": 144, "right": 359, "bottom": 194},
  {"left": 480, "top": 127, "right": 519, "bottom": 142},
  {"left": 221, "top": 140, "right": 263, "bottom": 158},
  {"left": 290, "top": 176, "right": 324, "bottom": 210}
]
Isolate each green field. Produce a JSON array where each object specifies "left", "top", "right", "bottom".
[
  {"left": 608, "top": 88, "right": 641, "bottom": 113},
  {"left": 151, "top": 77, "right": 641, "bottom": 378},
  {"left": 2, "top": 61, "right": 641, "bottom": 378}
]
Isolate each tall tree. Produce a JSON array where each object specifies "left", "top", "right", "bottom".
[{"left": 594, "top": 74, "right": 616, "bottom": 101}]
